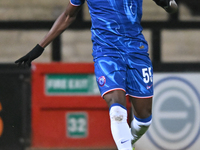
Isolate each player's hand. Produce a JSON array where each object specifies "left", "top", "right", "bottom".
[
  {"left": 153, "top": 0, "right": 178, "bottom": 14},
  {"left": 164, "top": 0, "right": 178, "bottom": 14},
  {"left": 15, "top": 44, "right": 44, "bottom": 67}
]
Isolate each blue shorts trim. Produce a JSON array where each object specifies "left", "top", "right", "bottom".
[
  {"left": 102, "top": 88, "right": 125, "bottom": 97},
  {"left": 127, "top": 94, "right": 153, "bottom": 99}
]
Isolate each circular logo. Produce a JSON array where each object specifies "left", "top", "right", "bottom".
[
  {"left": 98, "top": 76, "right": 106, "bottom": 87},
  {"left": 147, "top": 76, "right": 200, "bottom": 150}
]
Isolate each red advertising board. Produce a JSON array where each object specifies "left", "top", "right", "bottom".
[{"left": 31, "top": 63, "right": 131, "bottom": 149}]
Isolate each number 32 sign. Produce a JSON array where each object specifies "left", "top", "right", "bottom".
[{"left": 66, "top": 112, "right": 88, "bottom": 138}]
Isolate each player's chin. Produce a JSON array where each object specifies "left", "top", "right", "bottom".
[{"left": 165, "top": 0, "right": 178, "bottom": 14}]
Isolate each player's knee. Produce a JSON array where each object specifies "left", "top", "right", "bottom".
[
  {"left": 135, "top": 105, "right": 152, "bottom": 119},
  {"left": 109, "top": 103, "right": 127, "bottom": 123},
  {"left": 104, "top": 90, "right": 126, "bottom": 107},
  {"left": 139, "top": 110, "right": 152, "bottom": 119}
]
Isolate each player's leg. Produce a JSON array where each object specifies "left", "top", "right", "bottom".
[
  {"left": 103, "top": 90, "right": 133, "bottom": 150},
  {"left": 129, "top": 97, "right": 152, "bottom": 145},
  {"left": 125, "top": 53, "right": 153, "bottom": 146},
  {"left": 94, "top": 56, "right": 133, "bottom": 150}
]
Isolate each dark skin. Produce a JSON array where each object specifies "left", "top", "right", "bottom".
[
  {"left": 16, "top": 2, "right": 152, "bottom": 119},
  {"left": 104, "top": 90, "right": 152, "bottom": 119},
  {"left": 41, "top": 2, "right": 152, "bottom": 119},
  {"left": 15, "top": 1, "right": 177, "bottom": 65},
  {"left": 15, "top": 3, "right": 82, "bottom": 67},
  {"left": 39, "top": 3, "right": 82, "bottom": 48}
]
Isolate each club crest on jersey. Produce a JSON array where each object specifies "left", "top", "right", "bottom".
[{"left": 98, "top": 76, "right": 106, "bottom": 87}]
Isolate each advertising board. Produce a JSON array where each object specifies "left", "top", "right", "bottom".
[{"left": 137, "top": 73, "right": 200, "bottom": 150}]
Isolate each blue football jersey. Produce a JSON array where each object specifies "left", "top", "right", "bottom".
[{"left": 70, "top": 0, "right": 148, "bottom": 59}]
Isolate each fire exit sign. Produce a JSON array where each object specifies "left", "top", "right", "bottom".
[{"left": 45, "top": 74, "right": 99, "bottom": 95}]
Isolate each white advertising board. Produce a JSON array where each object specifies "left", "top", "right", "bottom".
[{"left": 136, "top": 73, "right": 200, "bottom": 150}]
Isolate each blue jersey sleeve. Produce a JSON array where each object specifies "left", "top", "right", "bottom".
[{"left": 70, "top": 0, "right": 85, "bottom": 6}]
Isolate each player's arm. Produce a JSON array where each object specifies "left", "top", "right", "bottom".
[
  {"left": 39, "top": 3, "right": 82, "bottom": 48},
  {"left": 15, "top": 2, "right": 82, "bottom": 67},
  {"left": 153, "top": 0, "right": 178, "bottom": 14}
]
